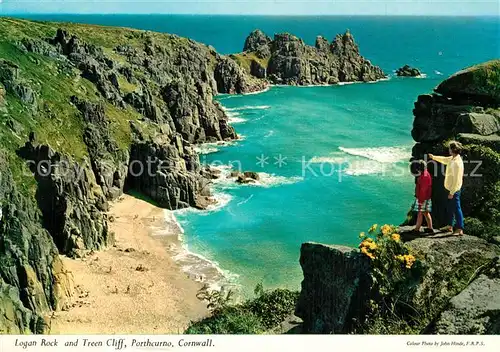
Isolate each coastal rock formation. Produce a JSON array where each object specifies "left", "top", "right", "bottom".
[
  {"left": 411, "top": 59, "right": 500, "bottom": 230},
  {"left": 243, "top": 30, "right": 272, "bottom": 57},
  {"left": 71, "top": 97, "right": 130, "bottom": 200},
  {"left": 406, "top": 233, "right": 500, "bottom": 314},
  {"left": 17, "top": 139, "right": 112, "bottom": 256},
  {"left": 435, "top": 61, "right": 500, "bottom": 106},
  {"left": 236, "top": 29, "right": 385, "bottom": 85},
  {"left": 0, "top": 153, "right": 74, "bottom": 333},
  {"left": 296, "top": 232, "right": 500, "bottom": 334},
  {"left": 396, "top": 64, "right": 422, "bottom": 77},
  {"left": 0, "top": 59, "right": 37, "bottom": 108},
  {"left": 295, "top": 243, "right": 373, "bottom": 334},
  {"left": 0, "top": 18, "right": 265, "bottom": 333}
]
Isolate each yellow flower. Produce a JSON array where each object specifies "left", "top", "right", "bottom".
[
  {"left": 369, "top": 224, "right": 378, "bottom": 233},
  {"left": 403, "top": 254, "right": 416, "bottom": 269},
  {"left": 395, "top": 255, "right": 405, "bottom": 262},
  {"left": 391, "top": 234, "right": 401, "bottom": 242},
  {"left": 359, "top": 238, "right": 375, "bottom": 249},
  {"left": 368, "top": 242, "right": 378, "bottom": 251},
  {"left": 361, "top": 247, "right": 376, "bottom": 260},
  {"left": 381, "top": 224, "right": 392, "bottom": 236},
  {"left": 359, "top": 232, "right": 366, "bottom": 239}
]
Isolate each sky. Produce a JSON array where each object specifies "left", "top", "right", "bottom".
[{"left": 0, "top": 0, "right": 498, "bottom": 16}]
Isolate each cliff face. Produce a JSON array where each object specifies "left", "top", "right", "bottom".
[
  {"left": 0, "top": 153, "right": 73, "bottom": 333},
  {"left": 233, "top": 29, "right": 385, "bottom": 85},
  {"left": 411, "top": 60, "right": 500, "bottom": 233},
  {"left": 0, "top": 18, "right": 263, "bottom": 333}
]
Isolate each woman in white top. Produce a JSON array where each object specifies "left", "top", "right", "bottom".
[{"left": 429, "top": 141, "right": 465, "bottom": 235}]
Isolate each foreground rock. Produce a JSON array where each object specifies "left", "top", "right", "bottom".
[
  {"left": 296, "top": 229, "right": 500, "bottom": 334},
  {"left": 396, "top": 64, "right": 422, "bottom": 77},
  {"left": 295, "top": 243, "right": 372, "bottom": 333},
  {"left": 427, "top": 257, "right": 500, "bottom": 334},
  {"left": 236, "top": 29, "right": 385, "bottom": 85}
]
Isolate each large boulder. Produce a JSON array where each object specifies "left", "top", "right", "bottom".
[
  {"left": 435, "top": 59, "right": 500, "bottom": 106},
  {"left": 457, "top": 133, "right": 500, "bottom": 152},
  {"left": 455, "top": 112, "right": 500, "bottom": 136},
  {"left": 396, "top": 64, "right": 422, "bottom": 77},
  {"left": 295, "top": 243, "right": 372, "bottom": 334},
  {"left": 428, "top": 257, "right": 500, "bottom": 334},
  {"left": 404, "top": 234, "right": 500, "bottom": 315}
]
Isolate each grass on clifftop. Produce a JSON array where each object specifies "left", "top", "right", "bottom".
[
  {"left": 231, "top": 52, "right": 270, "bottom": 74},
  {"left": 472, "top": 60, "right": 500, "bottom": 98},
  {"left": 0, "top": 18, "right": 154, "bottom": 162}
]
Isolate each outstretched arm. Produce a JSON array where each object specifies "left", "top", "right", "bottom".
[{"left": 429, "top": 154, "right": 452, "bottom": 165}]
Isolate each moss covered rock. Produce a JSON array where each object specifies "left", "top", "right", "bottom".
[{"left": 435, "top": 59, "right": 500, "bottom": 106}]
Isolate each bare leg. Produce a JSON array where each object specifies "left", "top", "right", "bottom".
[
  {"left": 415, "top": 212, "right": 423, "bottom": 231},
  {"left": 424, "top": 212, "right": 433, "bottom": 230}
]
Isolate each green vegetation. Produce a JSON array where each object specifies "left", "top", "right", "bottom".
[
  {"left": 230, "top": 52, "right": 269, "bottom": 74},
  {"left": 357, "top": 224, "right": 426, "bottom": 334},
  {"left": 472, "top": 60, "right": 500, "bottom": 99},
  {"left": 185, "top": 284, "right": 299, "bottom": 334},
  {"left": 462, "top": 144, "right": 500, "bottom": 241}
]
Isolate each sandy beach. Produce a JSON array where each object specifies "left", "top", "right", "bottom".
[{"left": 50, "top": 195, "right": 208, "bottom": 334}]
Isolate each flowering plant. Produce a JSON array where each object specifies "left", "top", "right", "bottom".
[{"left": 359, "top": 224, "right": 419, "bottom": 295}]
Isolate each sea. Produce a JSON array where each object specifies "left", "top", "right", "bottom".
[{"left": 13, "top": 14, "right": 500, "bottom": 294}]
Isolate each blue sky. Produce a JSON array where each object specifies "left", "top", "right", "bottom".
[{"left": 0, "top": 0, "right": 498, "bottom": 16}]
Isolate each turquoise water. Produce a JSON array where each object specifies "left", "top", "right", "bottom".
[
  {"left": 176, "top": 79, "right": 437, "bottom": 292},
  {"left": 13, "top": 14, "right": 499, "bottom": 292}
]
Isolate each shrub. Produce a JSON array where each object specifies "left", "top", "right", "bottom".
[
  {"left": 359, "top": 224, "right": 423, "bottom": 296},
  {"left": 358, "top": 224, "right": 426, "bottom": 333},
  {"left": 186, "top": 285, "right": 299, "bottom": 334},
  {"left": 185, "top": 306, "right": 265, "bottom": 334},
  {"left": 242, "top": 287, "right": 299, "bottom": 329},
  {"left": 464, "top": 217, "right": 500, "bottom": 242},
  {"left": 195, "top": 284, "right": 235, "bottom": 312}
]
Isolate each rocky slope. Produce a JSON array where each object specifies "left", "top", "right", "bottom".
[
  {"left": 295, "top": 61, "right": 500, "bottom": 335},
  {"left": 411, "top": 60, "right": 500, "bottom": 235},
  {"left": 0, "top": 17, "right": 266, "bottom": 333},
  {"left": 232, "top": 29, "right": 386, "bottom": 85}
]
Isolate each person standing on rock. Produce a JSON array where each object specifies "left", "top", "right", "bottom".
[
  {"left": 412, "top": 160, "right": 433, "bottom": 233},
  {"left": 429, "top": 141, "right": 465, "bottom": 235}
]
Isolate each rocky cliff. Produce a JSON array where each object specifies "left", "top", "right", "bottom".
[
  {"left": 296, "top": 231, "right": 500, "bottom": 334},
  {"left": 411, "top": 60, "right": 500, "bottom": 235},
  {"left": 0, "top": 17, "right": 264, "bottom": 333},
  {"left": 232, "top": 29, "right": 386, "bottom": 85}
]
